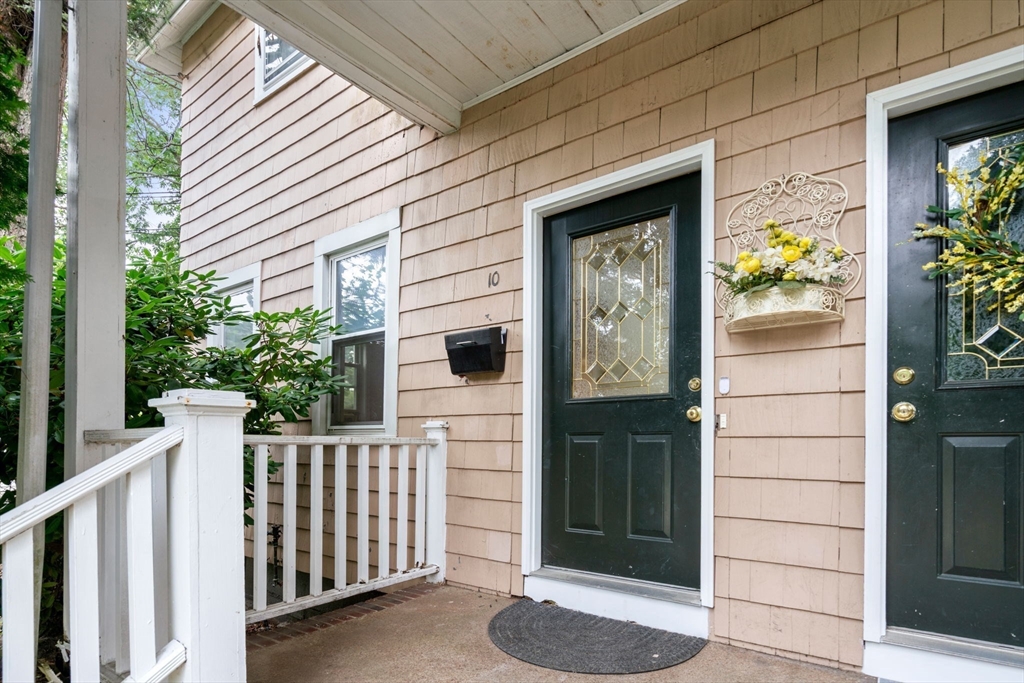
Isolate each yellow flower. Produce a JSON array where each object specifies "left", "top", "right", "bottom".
[
  {"left": 799, "top": 237, "right": 812, "bottom": 250},
  {"left": 741, "top": 257, "right": 761, "bottom": 274},
  {"left": 782, "top": 245, "right": 802, "bottom": 263},
  {"left": 831, "top": 245, "right": 844, "bottom": 258},
  {"left": 782, "top": 271, "right": 798, "bottom": 281},
  {"left": 767, "top": 238, "right": 778, "bottom": 247},
  {"left": 735, "top": 251, "right": 751, "bottom": 265},
  {"left": 922, "top": 262, "right": 937, "bottom": 270},
  {"left": 764, "top": 219, "right": 780, "bottom": 232}
]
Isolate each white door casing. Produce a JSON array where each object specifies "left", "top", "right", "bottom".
[
  {"left": 863, "top": 45, "right": 1024, "bottom": 681},
  {"left": 520, "top": 140, "right": 716, "bottom": 634}
]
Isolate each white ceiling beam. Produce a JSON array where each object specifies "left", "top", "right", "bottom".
[{"left": 222, "top": 0, "right": 462, "bottom": 133}]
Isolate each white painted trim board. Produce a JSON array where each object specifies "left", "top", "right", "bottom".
[
  {"left": 524, "top": 574, "right": 709, "bottom": 638},
  {"left": 311, "top": 208, "right": 402, "bottom": 436}
]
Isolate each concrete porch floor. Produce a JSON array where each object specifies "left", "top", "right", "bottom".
[{"left": 247, "top": 585, "right": 875, "bottom": 682}]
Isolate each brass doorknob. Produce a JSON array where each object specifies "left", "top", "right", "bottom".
[
  {"left": 686, "top": 406, "right": 702, "bottom": 423},
  {"left": 891, "top": 402, "right": 917, "bottom": 423}
]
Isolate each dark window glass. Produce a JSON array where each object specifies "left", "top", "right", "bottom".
[
  {"left": 262, "top": 32, "right": 306, "bottom": 86},
  {"left": 331, "top": 333, "right": 385, "bottom": 426}
]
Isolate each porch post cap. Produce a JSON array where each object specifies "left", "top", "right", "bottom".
[
  {"left": 421, "top": 420, "right": 449, "bottom": 431},
  {"left": 149, "top": 388, "right": 255, "bottom": 414}
]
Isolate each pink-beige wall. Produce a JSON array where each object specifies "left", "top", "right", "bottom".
[{"left": 179, "top": 0, "right": 1024, "bottom": 670}]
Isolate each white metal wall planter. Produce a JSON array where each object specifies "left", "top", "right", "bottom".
[{"left": 717, "top": 172, "right": 862, "bottom": 333}]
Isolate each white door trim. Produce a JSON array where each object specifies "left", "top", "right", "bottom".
[
  {"left": 520, "top": 139, "right": 717, "bottom": 616},
  {"left": 863, "top": 44, "right": 1024, "bottom": 679}
]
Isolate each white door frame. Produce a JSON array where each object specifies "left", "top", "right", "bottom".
[
  {"left": 863, "top": 45, "right": 1024, "bottom": 682},
  {"left": 520, "top": 140, "right": 716, "bottom": 633}
]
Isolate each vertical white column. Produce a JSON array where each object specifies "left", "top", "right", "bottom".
[
  {"left": 65, "top": 0, "right": 127, "bottom": 473},
  {"left": 66, "top": 0, "right": 128, "bottom": 664},
  {"left": 15, "top": 0, "right": 62, "bottom": 651},
  {"left": 152, "top": 390, "right": 252, "bottom": 683},
  {"left": 422, "top": 421, "right": 449, "bottom": 583}
]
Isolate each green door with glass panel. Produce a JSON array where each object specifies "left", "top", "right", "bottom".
[
  {"left": 542, "top": 174, "right": 702, "bottom": 588},
  {"left": 887, "top": 82, "right": 1024, "bottom": 647}
]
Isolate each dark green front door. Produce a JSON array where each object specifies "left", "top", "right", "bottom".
[
  {"left": 887, "top": 82, "right": 1024, "bottom": 647},
  {"left": 542, "top": 173, "right": 701, "bottom": 589}
]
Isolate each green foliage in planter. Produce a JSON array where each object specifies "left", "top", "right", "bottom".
[{"left": 0, "top": 238, "right": 343, "bottom": 637}]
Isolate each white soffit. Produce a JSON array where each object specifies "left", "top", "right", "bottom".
[
  {"left": 144, "top": 0, "right": 683, "bottom": 133},
  {"left": 137, "top": 0, "right": 219, "bottom": 76}
]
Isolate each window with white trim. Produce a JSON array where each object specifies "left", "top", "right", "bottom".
[
  {"left": 207, "top": 263, "right": 261, "bottom": 350},
  {"left": 255, "top": 27, "right": 313, "bottom": 102},
  {"left": 330, "top": 243, "right": 387, "bottom": 426},
  {"left": 313, "top": 210, "right": 401, "bottom": 434}
]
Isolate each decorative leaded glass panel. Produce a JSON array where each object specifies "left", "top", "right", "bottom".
[
  {"left": 571, "top": 216, "right": 671, "bottom": 399},
  {"left": 944, "top": 129, "right": 1024, "bottom": 383}
]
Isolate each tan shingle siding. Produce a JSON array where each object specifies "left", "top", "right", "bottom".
[{"left": 181, "top": 1, "right": 1024, "bottom": 671}]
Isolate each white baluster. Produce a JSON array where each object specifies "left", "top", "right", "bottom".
[
  {"left": 414, "top": 445, "right": 426, "bottom": 567},
  {"left": 283, "top": 443, "right": 297, "bottom": 603},
  {"left": 378, "top": 445, "right": 390, "bottom": 578},
  {"left": 334, "top": 445, "right": 347, "bottom": 589},
  {"left": 396, "top": 445, "right": 409, "bottom": 572},
  {"left": 357, "top": 444, "right": 370, "bottom": 583},
  {"left": 68, "top": 491, "right": 101, "bottom": 682},
  {"left": 126, "top": 460, "right": 158, "bottom": 676},
  {"left": 2, "top": 530, "right": 38, "bottom": 682},
  {"left": 253, "top": 444, "right": 269, "bottom": 612},
  {"left": 310, "top": 444, "right": 324, "bottom": 596}
]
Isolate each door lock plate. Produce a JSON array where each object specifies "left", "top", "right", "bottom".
[
  {"left": 893, "top": 367, "right": 916, "bottom": 385},
  {"left": 688, "top": 377, "right": 701, "bottom": 392}
]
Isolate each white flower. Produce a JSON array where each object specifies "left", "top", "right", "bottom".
[{"left": 759, "top": 247, "right": 787, "bottom": 272}]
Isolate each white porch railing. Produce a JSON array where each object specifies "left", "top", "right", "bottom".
[
  {"left": 243, "top": 421, "right": 448, "bottom": 623},
  {"left": 1, "top": 389, "right": 251, "bottom": 683}
]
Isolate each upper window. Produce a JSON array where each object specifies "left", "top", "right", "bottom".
[
  {"left": 255, "top": 28, "right": 313, "bottom": 102},
  {"left": 208, "top": 263, "right": 261, "bottom": 350},
  {"left": 313, "top": 210, "right": 401, "bottom": 434}
]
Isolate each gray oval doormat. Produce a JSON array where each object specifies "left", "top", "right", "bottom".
[{"left": 487, "top": 599, "right": 707, "bottom": 674}]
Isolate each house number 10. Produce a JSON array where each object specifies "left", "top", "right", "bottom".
[{"left": 488, "top": 271, "right": 500, "bottom": 288}]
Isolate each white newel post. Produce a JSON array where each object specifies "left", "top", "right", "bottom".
[
  {"left": 422, "top": 421, "right": 448, "bottom": 583},
  {"left": 152, "top": 390, "right": 252, "bottom": 683}
]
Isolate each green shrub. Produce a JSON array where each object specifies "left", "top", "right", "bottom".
[{"left": 0, "top": 238, "right": 343, "bottom": 639}]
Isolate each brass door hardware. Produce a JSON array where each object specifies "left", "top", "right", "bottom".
[
  {"left": 893, "top": 367, "right": 916, "bottom": 385},
  {"left": 686, "top": 406, "right": 702, "bottom": 423},
  {"left": 688, "top": 377, "right": 701, "bottom": 392},
  {"left": 891, "top": 402, "right": 917, "bottom": 423}
]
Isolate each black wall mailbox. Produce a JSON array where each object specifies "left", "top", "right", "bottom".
[{"left": 445, "top": 326, "right": 507, "bottom": 375}]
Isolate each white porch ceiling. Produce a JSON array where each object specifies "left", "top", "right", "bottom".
[{"left": 219, "top": 0, "right": 680, "bottom": 133}]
